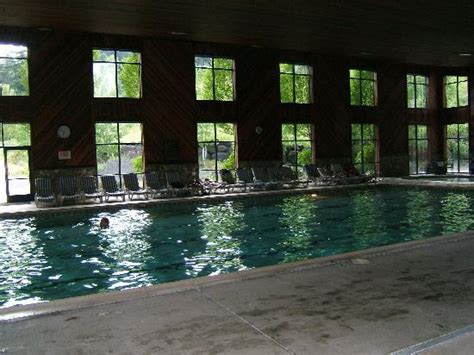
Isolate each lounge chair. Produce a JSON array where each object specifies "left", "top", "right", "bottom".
[
  {"left": 144, "top": 171, "right": 169, "bottom": 198},
  {"left": 304, "top": 164, "right": 319, "bottom": 185},
  {"left": 236, "top": 167, "right": 265, "bottom": 190},
  {"left": 317, "top": 167, "right": 346, "bottom": 185},
  {"left": 34, "top": 177, "right": 57, "bottom": 207},
  {"left": 100, "top": 175, "right": 126, "bottom": 202},
  {"left": 279, "top": 166, "right": 308, "bottom": 188},
  {"left": 123, "top": 173, "right": 149, "bottom": 200},
  {"left": 57, "top": 176, "right": 82, "bottom": 205},
  {"left": 165, "top": 170, "right": 190, "bottom": 196},
  {"left": 219, "top": 169, "right": 246, "bottom": 192},
  {"left": 252, "top": 167, "right": 281, "bottom": 190},
  {"left": 79, "top": 176, "right": 103, "bottom": 203}
]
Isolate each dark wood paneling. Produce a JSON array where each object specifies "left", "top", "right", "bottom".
[
  {"left": 142, "top": 39, "right": 196, "bottom": 164},
  {"left": 236, "top": 48, "right": 280, "bottom": 161},
  {"left": 30, "top": 31, "right": 94, "bottom": 169}
]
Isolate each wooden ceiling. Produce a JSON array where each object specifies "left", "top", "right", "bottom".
[{"left": 0, "top": 0, "right": 473, "bottom": 67}]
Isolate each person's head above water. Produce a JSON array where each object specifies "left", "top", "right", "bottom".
[{"left": 99, "top": 217, "right": 110, "bottom": 229}]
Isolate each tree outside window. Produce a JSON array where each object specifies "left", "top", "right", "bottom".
[
  {"left": 445, "top": 123, "right": 469, "bottom": 173},
  {"left": 93, "top": 49, "right": 142, "bottom": 98},
  {"left": 197, "top": 123, "right": 236, "bottom": 181},
  {"left": 195, "top": 56, "right": 235, "bottom": 101},
  {"left": 350, "top": 69, "right": 377, "bottom": 106},
  {"left": 408, "top": 125, "right": 428, "bottom": 174},
  {"left": 407, "top": 75, "right": 428, "bottom": 108},
  {"left": 444, "top": 76, "right": 468, "bottom": 108},
  {"left": 281, "top": 123, "right": 313, "bottom": 176},
  {"left": 0, "top": 44, "right": 29, "bottom": 96},
  {"left": 279, "top": 63, "right": 313, "bottom": 104},
  {"left": 95, "top": 123, "right": 143, "bottom": 185},
  {"left": 351, "top": 123, "right": 379, "bottom": 174}
]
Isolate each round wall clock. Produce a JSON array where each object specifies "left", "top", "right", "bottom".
[{"left": 57, "top": 125, "right": 71, "bottom": 139}]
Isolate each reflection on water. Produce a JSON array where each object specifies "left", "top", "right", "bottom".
[
  {"left": 402, "top": 190, "right": 434, "bottom": 239},
  {"left": 279, "top": 196, "right": 317, "bottom": 262},
  {"left": 186, "top": 201, "right": 247, "bottom": 276},
  {"left": 0, "top": 218, "right": 45, "bottom": 307},
  {"left": 440, "top": 193, "right": 474, "bottom": 234},
  {"left": 352, "top": 191, "right": 387, "bottom": 248},
  {"left": 3, "top": 187, "right": 474, "bottom": 307},
  {"left": 88, "top": 209, "right": 154, "bottom": 291}
]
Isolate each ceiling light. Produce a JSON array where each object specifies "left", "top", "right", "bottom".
[
  {"left": 170, "top": 31, "right": 189, "bottom": 36},
  {"left": 458, "top": 53, "right": 472, "bottom": 57}
]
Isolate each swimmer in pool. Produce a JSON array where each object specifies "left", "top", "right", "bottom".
[{"left": 99, "top": 217, "right": 110, "bottom": 229}]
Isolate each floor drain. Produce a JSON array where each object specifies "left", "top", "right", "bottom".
[{"left": 351, "top": 258, "right": 371, "bottom": 265}]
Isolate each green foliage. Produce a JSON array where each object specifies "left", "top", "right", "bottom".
[
  {"left": 445, "top": 76, "right": 468, "bottom": 108},
  {"left": 222, "top": 151, "right": 235, "bottom": 170},
  {"left": 0, "top": 56, "right": 29, "bottom": 96},
  {"left": 195, "top": 56, "right": 234, "bottom": 101},
  {"left": 2, "top": 123, "right": 30, "bottom": 147},
  {"left": 350, "top": 69, "right": 376, "bottom": 106},
  {"left": 279, "top": 64, "right": 312, "bottom": 104},
  {"left": 132, "top": 155, "right": 143, "bottom": 172},
  {"left": 298, "top": 149, "right": 312, "bottom": 165}
]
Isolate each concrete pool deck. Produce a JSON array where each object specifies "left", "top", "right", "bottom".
[{"left": 2, "top": 231, "right": 474, "bottom": 354}]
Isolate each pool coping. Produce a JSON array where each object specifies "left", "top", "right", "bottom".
[{"left": 1, "top": 228, "right": 472, "bottom": 322}]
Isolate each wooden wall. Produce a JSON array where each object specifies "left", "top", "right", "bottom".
[{"left": 0, "top": 26, "right": 472, "bottom": 177}]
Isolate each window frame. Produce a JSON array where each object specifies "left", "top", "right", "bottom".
[
  {"left": 0, "top": 43, "right": 29, "bottom": 97},
  {"left": 94, "top": 122, "right": 144, "bottom": 186},
  {"left": 444, "top": 75, "right": 468, "bottom": 108},
  {"left": 194, "top": 55, "right": 236, "bottom": 101},
  {"left": 279, "top": 63, "right": 313, "bottom": 104},
  {"left": 281, "top": 123, "right": 314, "bottom": 176},
  {"left": 351, "top": 123, "right": 379, "bottom": 174},
  {"left": 349, "top": 69, "right": 377, "bottom": 106},
  {"left": 407, "top": 74, "right": 429, "bottom": 108},
  {"left": 445, "top": 123, "right": 469, "bottom": 173},
  {"left": 92, "top": 48, "right": 142, "bottom": 99},
  {"left": 408, "top": 124, "right": 429, "bottom": 174},
  {"left": 197, "top": 122, "right": 237, "bottom": 181}
]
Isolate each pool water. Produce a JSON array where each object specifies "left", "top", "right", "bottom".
[{"left": 1, "top": 186, "right": 474, "bottom": 307}]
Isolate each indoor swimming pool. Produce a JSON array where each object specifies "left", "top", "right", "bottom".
[{"left": 1, "top": 186, "right": 474, "bottom": 308}]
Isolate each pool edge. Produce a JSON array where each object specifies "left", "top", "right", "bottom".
[{"left": 1, "top": 229, "right": 472, "bottom": 322}]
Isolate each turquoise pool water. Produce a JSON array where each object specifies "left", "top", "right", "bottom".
[{"left": 1, "top": 186, "right": 474, "bottom": 307}]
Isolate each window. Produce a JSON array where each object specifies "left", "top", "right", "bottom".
[
  {"left": 0, "top": 44, "right": 29, "bottom": 96},
  {"left": 349, "top": 69, "right": 377, "bottom": 106},
  {"left": 197, "top": 123, "right": 236, "bottom": 181},
  {"left": 281, "top": 123, "right": 313, "bottom": 175},
  {"left": 93, "top": 49, "right": 142, "bottom": 98},
  {"left": 445, "top": 123, "right": 469, "bottom": 173},
  {"left": 95, "top": 123, "right": 143, "bottom": 183},
  {"left": 408, "top": 125, "right": 428, "bottom": 174},
  {"left": 407, "top": 75, "right": 428, "bottom": 108},
  {"left": 279, "top": 63, "right": 313, "bottom": 104},
  {"left": 444, "top": 76, "right": 468, "bottom": 108},
  {"left": 195, "top": 56, "right": 235, "bottom": 101},
  {"left": 351, "top": 123, "right": 379, "bottom": 174}
]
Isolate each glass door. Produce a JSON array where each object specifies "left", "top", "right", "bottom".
[{"left": 5, "top": 147, "right": 31, "bottom": 202}]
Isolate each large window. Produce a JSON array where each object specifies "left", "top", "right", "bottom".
[
  {"left": 95, "top": 123, "right": 143, "bottom": 183},
  {"left": 349, "top": 69, "right": 377, "bottom": 106},
  {"left": 93, "top": 49, "right": 142, "bottom": 98},
  {"left": 0, "top": 44, "right": 29, "bottom": 96},
  {"left": 281, "top": 123, "right": 313, "bottom": 175},
  {"left": 408, "top": 125, "right": 428, "bottom": 174},
  {"left": 197, "top": 123, "right": 236, "bottom": 181},
  {"left": 445, "top": 123, "right": 469, "bottom": 173},
  {"left": 195, "top": 56, "right": 235, "bottom": 101},
  {"left": 279, "top": 63, "right": 313, "bottom": 104},
  {"left": 444, "top": 76, "right": 468, "bottom": 108},
  {"left": 351, "top": 123, "right": 379, "bottom": 174},
  {"left": 407, "top": 75, "right": 428, "bottom": 108}
]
